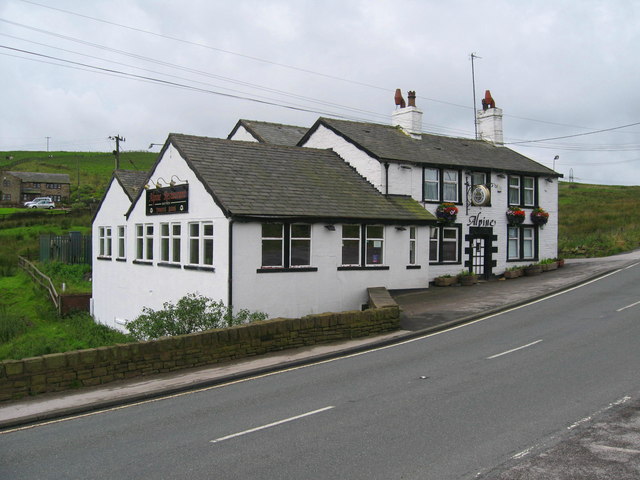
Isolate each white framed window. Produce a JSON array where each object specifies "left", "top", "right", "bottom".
[
  {"left": 508, "top": 225, "right": 536, "bottom": 260},
  {"left": 341, "top": 225, "right": 361, "bottom": 266},
  {"left": 429, "top": 227, "right": 439, "bottom": 263},
  {"left": 98, "top": 226, "right": 112, "bottom": 257},
  {"left": 161, "top": 223, "right": 181, "bottom": 263},
  {"left": 144, "top": 224, "right": 154, "bottom": 261},
  {"left": 290, "top": 224, "right": 311, "bottom": 267},
  {"left": 117, "top": 225, "right": 126, "bottom": 259},
  {"left": 508, "top": 226, "right": 519, "bottom": 260},
  {"left": 189, "top": 222, "right": 213, "bottom": 266},
  {"left": 261, "top": 223, "right": 283, "bottom": 268},
  {"left": 365, "top": 225, "right": 384, "bottom": 265},
  {"left": 523, "top": 177, "right": 535, "bottom": 206},
  {"left": 423, "top": 168, "right": 440, "bottom": 201},
  {"left": 135, "top": 224, "right": 153, "bottom": 261},
  {"left": 409, "top": 227, "right": 417, "bottom": 265},
  {"left": 508, "top": 176, "right": 520, "bottom": 205},
  {"left": 442, "top": 227, "right": 458, "bottom": 262},
  {"left": 443, "top": 169, "right": 459, "bottom": 202},
  {"left": 472, "top": 172, "right": 487, "bottom": 186}
]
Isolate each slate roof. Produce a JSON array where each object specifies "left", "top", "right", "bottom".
[
  {"left": 228, "top": 120, "right": 308, "bottom": 146},
  {"left": 168, "top": 133, "right": 435, "bottom": 223},
  {"left": 114, "top": 170, "right": 148, "bottom": 201},
  {"left": 5, "top": 171, "right": 71, "bottom": 183},
  {"left": 302, "top": 118, "right": 559, "bottom": 176}
]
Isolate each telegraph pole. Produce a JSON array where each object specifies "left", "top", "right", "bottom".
[
  {"left": 46, "top": 136, "right": 50, "bottom": 152},
  {"left": 109, "top": 135, "right": 125, "bottom": 169},
  {"left": 470, "top": 53, "right": 481, "bottom": 140}
]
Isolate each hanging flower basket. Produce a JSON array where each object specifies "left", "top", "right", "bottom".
[
  {"left": 506, "top": 206, "right": 525, "bottom": 225},
  {"left": 436, "top": 203, "right": 458, "bottom": 223},
  {"left": 530, "top": 207, "right": 549, "bottom": 227}
]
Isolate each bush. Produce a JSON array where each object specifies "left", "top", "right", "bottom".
[{"left": 126, "top": 293, "right": 268, "bottom": 341}]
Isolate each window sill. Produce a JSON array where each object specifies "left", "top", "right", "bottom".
[
  {"left": 406, "top": 265, "right": 421, "bottom": 269},
  {"left": 184, "top": 265, "right": 215, "bottom": 272},
  {"left": 337, "top": 266, "right": 389, "bottom": 271},
  {"left": 96, "top": 256, "right": 112, "bottom": 261},
  {"left": 158, "top": 262, "right": 183, "bottom": 269},
  {"left": 116, "top": 258, "right": 126, "bottom": 262},
  {"left": 257, "top": 267, "right": 318, "bottom": 273},
  {"left": 133, "top": 260, "right": 153, "bottom": 266},
  {"left": 428, "top": 261, "right": 462, "bottom": 265},
  {"left": 507, "top": 258, "right": 538, "bottom": 263}
]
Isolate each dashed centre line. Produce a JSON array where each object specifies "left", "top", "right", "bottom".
[
  {"left": 487, "top": 340, "right": 543, "bottom": 360},
  {"left": 210, "top": 406, "right": 335, "bottom": 444}
]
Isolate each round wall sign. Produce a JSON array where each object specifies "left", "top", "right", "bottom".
[{"left": 471, "top": 185, "right": 491, "bottom": 206}]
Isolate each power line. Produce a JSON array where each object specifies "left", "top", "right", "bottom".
[{"left": 504, "top": 120, "right": 640, "bottom": 145}]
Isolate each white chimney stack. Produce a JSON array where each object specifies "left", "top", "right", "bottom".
[
  {"left": 392, "top": 89, "right": 423, "bottom": 139},
  {"left": 476, "top": 90, "right": 504, "bottom": 145}
]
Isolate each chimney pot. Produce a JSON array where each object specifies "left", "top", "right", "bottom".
[
  {"left": 407, "top": 90, "right": 416, "bottom": 107},
  {"left": 394, "top": 88, "right": 406, "bottom": 108}
]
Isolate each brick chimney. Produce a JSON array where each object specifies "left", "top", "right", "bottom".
[
  {"left": 476, "top": 90, "right": 503, "bottom": 145},
  {"left": 392, "top": 89, "right": 422, "bottom": 139}
]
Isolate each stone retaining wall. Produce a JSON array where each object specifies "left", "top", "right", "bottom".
[{"left": 0, "top": 306, "right": 399, "bottom": 402}]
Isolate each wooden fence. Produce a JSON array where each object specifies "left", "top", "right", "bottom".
[{"left": 18, "top": 256, "right": 60, "bottom": 313}]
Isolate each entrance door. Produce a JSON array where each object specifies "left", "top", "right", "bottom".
[{"left": 466, "top": 227, "right": 497, "bottom": 279}]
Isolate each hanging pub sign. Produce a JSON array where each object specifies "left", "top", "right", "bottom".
[{"left": 146, "top": 184, "right": 189, "bottom": 215}]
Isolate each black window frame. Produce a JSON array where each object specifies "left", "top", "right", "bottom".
[
  {"left": 338, "top": 224, "right": 390, "bottom": 271},
  {"left": 508, "top": 174, "right": 538, "bottom": 207},
  {"left": 506, "top": 225, "right": 539, "bottom": 262},
  {"left": 258, "top": 222, "right": 317, "bottom": 273},
  {"left": 422, "top": 167, "right": 462, "bottom": 204},
  {"left": 428, "top": 224, "right": 462, "bottom": 265}
]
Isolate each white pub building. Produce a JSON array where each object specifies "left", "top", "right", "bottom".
[{"left": 93, "top": 90, "right": 559, "bottom": 330}]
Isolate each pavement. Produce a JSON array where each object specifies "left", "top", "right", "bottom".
[{"left": 2, "top": 251, "right": 640, "bottom": 477}]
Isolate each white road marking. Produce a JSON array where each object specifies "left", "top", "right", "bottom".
[
  {"left": 487, "top": 340, "right": 543, "bottom": 360},
  {"left": 616, "top": 300, "right": 640, "bottom": 312},
  {"left": 591, "top": 445, "right": 640, "bottom": 454},
  {"left": 210, "top": 406, "right": 335, "bottom": 444}
]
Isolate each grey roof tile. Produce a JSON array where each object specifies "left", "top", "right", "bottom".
[
  {"left": 114, "top": 170, "right": 148, "bottom": 201},
  {"left": 169, "top": 133, "right": 435, "bottom": 223},
  {"left": 229, "top": 120, "right": 308, "bottom": 146},
  {"left": 308, "top": 118, "right": 558, "bottom": 176},
  {"left": 6, "top": 171, "right": 71, "bottom": 183}
]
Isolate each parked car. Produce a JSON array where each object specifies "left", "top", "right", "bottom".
[
  {"left": 24, "top": 196, "right": 53, "bottom": 207},
  {"left": 29, "top": 199, "right": 55, "bottom": 209}
]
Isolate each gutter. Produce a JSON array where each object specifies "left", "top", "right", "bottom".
[{"left": 228, "top": 219, "right": 234, "bottom": 310}]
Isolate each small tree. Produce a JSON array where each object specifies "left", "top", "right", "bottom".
[{"left": 126, "top": 293, "right": 268, "bottom": 341}]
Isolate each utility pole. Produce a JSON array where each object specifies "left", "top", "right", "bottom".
[
  {"left": 46, "top": 136, "right": 50, "bottom": 152},
  {"left": 470, "top": 53, "right": 481, "bottom": 140},
  {"left": 109, "top": 135, "right": 125, "bottom": 170}
]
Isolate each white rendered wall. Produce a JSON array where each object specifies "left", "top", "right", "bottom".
[
  {"left": 228, "top": 126, "right": 259, "bottom": 142},
  {"left": 301, "top": 124, "right": 384, "bottom": 192},
  {"left": 231, "top": 223, "right": 430, "bottom": 318},
  {"left": 92, "top": 144, "right": 229, "bottom": 331}
]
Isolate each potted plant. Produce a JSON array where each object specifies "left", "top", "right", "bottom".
[
  {"left": 503, "top": 266, "right": 523, "bottom": 279},
  {"left": 436, "top": 202, "right": 459, "bottom": 224},
  {"left": 530, "top": 207, "right": 549, "bottom": 228},
  {"left": 434, "top": 274, "right": 457, "bottom": 287},
  {"left": 506, "top": 206, "right": 525, "bottom": 225},
  {"left": 458, "top": 269, "right": 478, "bottom": 286},
  {"left": 524, "top": 263, "right": 543, "bottom": 276},
  {"left": 539, "top": 258, "right": 558, "bottom": 271}
]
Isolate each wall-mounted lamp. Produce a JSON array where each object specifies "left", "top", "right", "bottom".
[
  {"left": 497, "top": 173, "right": 506, "bottom": 178},
  {"left": 148, "top": 143, "right": 163, "bottom": 149},
  {"left": 324, "top": 224, "right": 336, "bottom": 231},
  {"left": 545, "top": 177, "right": 554, "bottom": 183},
  {"left": 400, "top": 165, "right": 412, "bottom": 170},
  {"left": 170, "top": 175, "right": 187, "bottom": 187},
  {"left": 155, "top": 177, "right": 168, "bottom": 189},
  {"left": 395, "top": 226, "right": 407, "bottom": 231}
]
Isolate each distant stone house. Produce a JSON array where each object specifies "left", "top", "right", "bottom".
[
  {"left": 0, "top": 171, "right": 71, "bottom": 205},
  {"left": 92, "top": 135, "right": 434, "bottom": 331}
]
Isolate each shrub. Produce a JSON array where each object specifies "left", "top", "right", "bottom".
[{"left": 126, "top": 293, "right": 268, "bottom": 341}]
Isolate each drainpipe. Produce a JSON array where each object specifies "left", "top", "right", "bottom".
[
  {"left": 227, "top": 219, "right": 234, "bottom": 311},
  {"left": 384, "top": 162, "right": 390, "bottom": 195}
]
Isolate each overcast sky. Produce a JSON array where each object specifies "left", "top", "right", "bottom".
[{"left": 1, "top": 0, "right": 639, "bottom": 185}]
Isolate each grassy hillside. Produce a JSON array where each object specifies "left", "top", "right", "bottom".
[{"left": 558, "top": 182, "right": 640, "bottom": 257}]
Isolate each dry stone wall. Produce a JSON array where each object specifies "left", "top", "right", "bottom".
[{"left": 0, "top": 306, "right": 399, "bottom": 402}]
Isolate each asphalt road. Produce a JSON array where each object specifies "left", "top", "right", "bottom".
[{"left": 2, "top": 263, "right": 640, "bottom": 479}]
